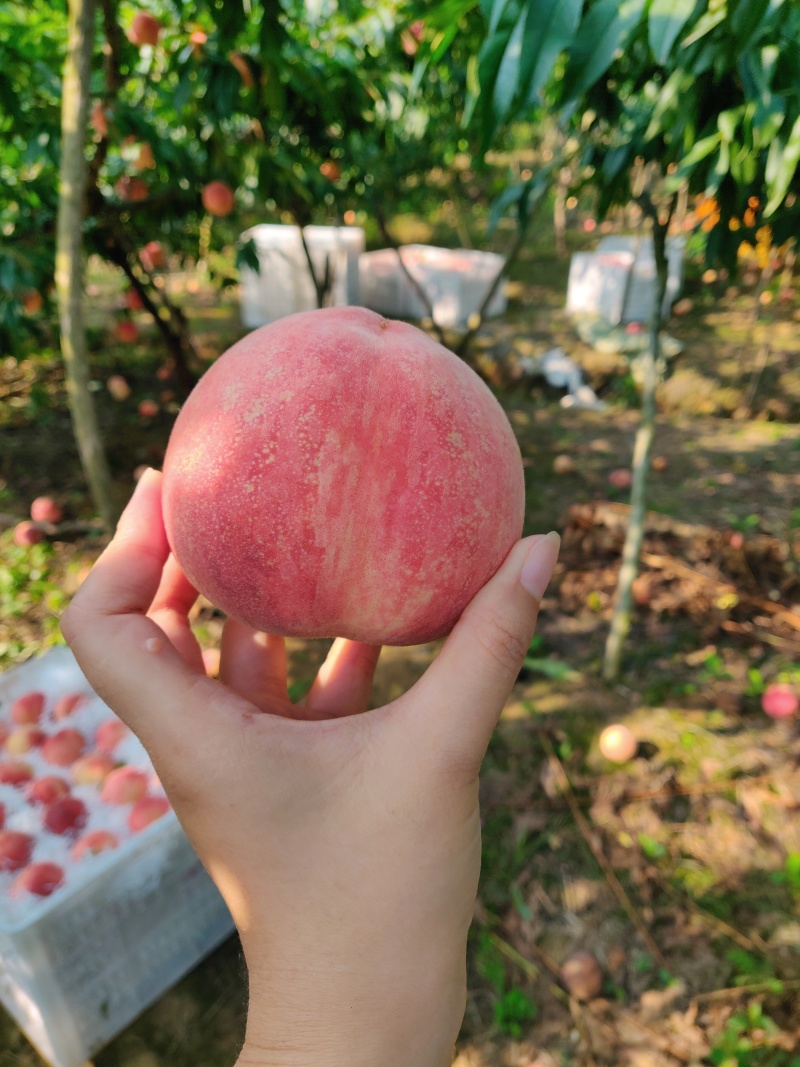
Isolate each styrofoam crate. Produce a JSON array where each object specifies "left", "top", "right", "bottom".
[
  {"left": 596, "top": 234, "right": 685, "bottom": 323},
  {"left": 0, "top": 647, "right": 234, "bottom": 1067},
  {"left": 239, "top": 224, "right": 365, "bottom": 327},
  {"left": 358, "top": 244, "right": 508, "bottom": 329},
  {"left": 565, "top": 251, "right": 636, "bottom": 324}
]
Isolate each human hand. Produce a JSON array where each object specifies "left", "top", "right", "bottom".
[{"left": 62, "top": 470, "right": 559, "bottom": 1067}]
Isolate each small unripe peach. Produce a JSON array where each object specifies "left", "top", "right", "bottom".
[{"left": 31, "top": 497, "right": 63, "bottom": 524}]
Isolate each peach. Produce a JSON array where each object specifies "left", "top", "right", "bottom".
[
  {"left": 201, "top": 180, "right": 235, "bottom": 216},
  {"left": 31, "top": 496, "right": 63, "bottom": 523},
  {"left": 126, "top": 287, "right": 144, "bottom": 311},
  {"left": 42, "top": 728, "right": 85, "bottom": 767},
  {"left": 27, "top": 776, "right": 71, "bottom": 806},
  {"left": 22, "top": 290, "right": 43, "bottom": 315},
  {"left": 762, "top": 683, "right": 798, "bottom": 719},
  {"left": 53, "top": 692, "right": 87, "bottom": 720},
  {"left": 114, "top": 176, "right": 148, "bottom": 202},
  {"left": 11, "top": 691, "right": 45, "bottom": 725},
  {"left": 0, "top": 801, "right": 4, "bottom": 829},
  {"left": 138, "top": 399, "right": 159, "bottom": 418},
  {"left": 0, "top": 723, "right": 7, "bottom": 749},
  {"left": 13, "top": 861, "right": 65, "bottom": 897},
  {"left": 0, "top": 831, "right": 34, "bottom": 871},
  {"left": 101, "top": 766, "right": 148, "bottom": 804},
  {"left": 115, "top": 320, "right": 140, "bottom": 344},
  {"left": 44, "top": 796, "right": 88, "bottom": 836},
  {"left": 128, "top": 11, "right": 161, "bottom": 46},
  {"left": 599, "top": 724, "right": 638, "bottom": 763},
  {"left": 162, "top": 307, "right": 525, "bottom": 645},
  {"left": 90, "top": 101, "right": 108, "bottom": 138},
  {"left": 95, "top": 719, "right": 130, "bottom": 754},
  {"left": 72, "top": 829, "right": 120, "bottom": 861},
  {"left": 136, "top": 142, "right": 155, "bottom": 170},
  {"left": 128, "top": 795, "right": 171, "bottom": 832},
  {"left": 5, "top": 726, "right": 46, "bottom": 755},
  {"left": 72, "top": 752, "right": 116, "bottom": 786},
  {"left": 107, "top": 374, "right": 131, "bottom": 400},
  {"left": 139, "top": 240, "right": 166, "bottom": 271},
  {"left": 0, "top": 761, "right": 33, "bottom": 786},
  {"left": 319, "top": 160, "right": 341, "bottom": 181},
  {"left": 13, "top": 521, "right": 45, "bottom": 547}
]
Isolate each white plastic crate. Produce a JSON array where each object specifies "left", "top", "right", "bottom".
[
  {"left": 239, "top": 224, "right": 365, "bottom": 327},
  {"left": 567, "top": 236, "right": 684, "bottom": 325},
  {"left": 0, "top": 647, "right": 234, "bottom": 1067},
  {"left": 358, "top": 244, "right": 508, "bottom": 329}
]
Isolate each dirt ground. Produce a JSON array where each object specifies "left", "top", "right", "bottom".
[{"left": 1, "top": 219, "right": 799, "bottom": 1066}]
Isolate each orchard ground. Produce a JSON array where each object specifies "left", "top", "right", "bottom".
[{"left": 1, "top": 208, "right": 799, "bottom": 1066}]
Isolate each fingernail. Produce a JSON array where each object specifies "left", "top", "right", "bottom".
[{"left": 520, "top": 532, "right": 560, "bottom": 600}]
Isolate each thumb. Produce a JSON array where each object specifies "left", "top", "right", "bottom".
[{"left": 399, "top": 533, "right": 560, "bottom": 770}]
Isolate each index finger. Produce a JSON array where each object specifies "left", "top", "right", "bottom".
[{"left": 61, "top": 470, "right": 224, "bottom": 753}]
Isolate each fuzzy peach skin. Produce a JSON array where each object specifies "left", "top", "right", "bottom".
[{"left": 162, "top": 307, "right": 525, "bottom": 646}]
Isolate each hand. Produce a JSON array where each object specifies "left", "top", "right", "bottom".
[{"left": 62, "top": 470, "right": 559, "bottom": 1067}]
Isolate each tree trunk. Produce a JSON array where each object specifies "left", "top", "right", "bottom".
[
  {"left": 602, "top": 215, "right": 670, "bottom": 681},
  {"left": 56, "top": 0, "right": 119, "bottom": 530}
]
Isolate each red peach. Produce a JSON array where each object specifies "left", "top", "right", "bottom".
[
  {"left": 599, "top": 724, "right": 638, "bottom": 763},
  {"left": 128, "top": 11, "right": 161, "bottom": 46},
  {"left": 72, "top": 752, "right": 116, "bottom": 786},
  {"left": 53, "top": 693, "right": 87, "bottom": 720},
  {"left": 72, "top": 829, "right": 120, "bottom": 861},
  {"left": 30, "top": 496, "right": 63, "bottom": 524},
  {"left": 90, "top": 101, "right": 108, "bottom": 138},
  {"left": 27, "top": 776, "right": 71, "bottom": 806},
  {"left": 762, "top": 683, "right": 798, "bottom": 719},
  {"left": 101, "top": 766, "right": 149, "bottom": 804},
  {"left": 156, "top": 363, "right": 174, "bottom": 381},
  {"left": 22, "top": 290, "right": 43, "bottom": 315},
  {"left": 609, "top": 468, "right": 633, "bottom": 490},
  {"left": 319, "top": 160, "right": 341, "bottom": 182},
  {"left": 13, "top": 862, "right": 65, "bottom": 897},
  {"left": 115, "top": 320, "right": 140, "bottom": 344},
  {"left": 107, "top": 375, "right": 132, "bottom": 401},
  {"left": 126, "top": 287, "right": 144, "bottom": 311},
  {"left": 201, "top": 180, "right": 235, "bottom": 217},
  {"left": 162, "top": 307, "right": 525, "bottom": 646},
  {"left": 44, "top": 796, "right": 88, "bottom": 836},
  {"left": 138, "top": 399, "right": 159, "bottom": 418},
  {"left": 139, "top": 240, "right": 166, "bottom": 271},
  {"left": 5, "top": 726, "right": 46, "bottom": 755},
  {"left": 41, "top": 728, "right": 85, "bottom": 767},
  {"left": 582, "top": 218, "right": 598, "bottom": 233},
  {"left": 11, "top": 691, "right": 45, "bottom": 725},
  {"left": 128, "top": 795, "right": 171, "bottom": 832},
  {"left": 0, "top": 761, "right": 33, "bottom": 786},
  {"left": 95, "top": 719, "right": 130, "bottom": 754},
  {"left": 13, "top": 521, "right": 45, "bottom": 547},
  {"left": 0, "top": 831, "right": 34, "bottom": 871},
  {"left": 114, "top": 176, "right": 148, "bottom": 202}
]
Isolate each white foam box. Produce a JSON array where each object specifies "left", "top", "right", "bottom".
[
  {"left": 565, "top": 250, "right": 636, "bottom": 324},
  {"left": 239, "top": 224, "right": 365, "bottom": 327},
  {"left": 0, "top": 647, "right": 234, "bottom": 1067},
  {"left": 358, "top": 244, "right": 507, "bottom": 330},
  {"left": 596, "top": 234, "right": 685, "bottom": 323}
]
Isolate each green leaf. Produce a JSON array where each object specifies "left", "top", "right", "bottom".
[
  {"left": 648, "top": 0, "right": 697, "bottom": 64},
  {"left": 765, "top": 113, "right": 800, "bottom": 214},
  {"left": 521, "top": 657, "right": 580, "bottom": 681},
  {"left": 681, "top": 6, "right": 725, "bottom": 47},
  {"left": 520, "top": 0, "right": 583, "bottom": 106},
  {"left": 493, "top": 7, "right": 526, "bottom": 119},
  {"left": 560, "top": 0, "right": 646, "bottom": 103}
]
